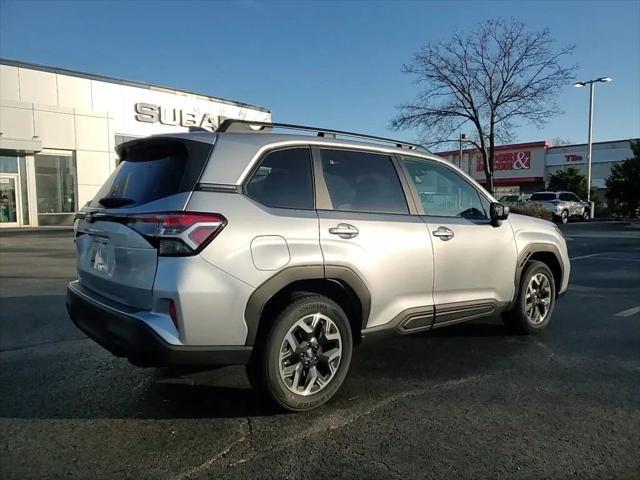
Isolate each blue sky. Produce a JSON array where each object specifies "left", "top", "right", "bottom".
[{"left": 1, "top": 0, "right": 638, "bottom": 147}]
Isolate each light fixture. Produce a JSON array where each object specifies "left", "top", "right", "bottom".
[
  {"left": 573, "top": 81, "right": 586, "bottom": 87},
  {"left": 598, "top": 76, "right": 613, "bottom": 82}
]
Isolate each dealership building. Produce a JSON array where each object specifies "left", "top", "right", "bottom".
[
  {"left": 0, "top": 59, "right": 271, "bottom": 228},
  {"left": 437, "top": 138, "right": 636, "bottom": 197}
]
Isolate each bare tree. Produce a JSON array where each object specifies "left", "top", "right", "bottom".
[{"left": 391, "top": 18, "right": 576, "bottom": 194}]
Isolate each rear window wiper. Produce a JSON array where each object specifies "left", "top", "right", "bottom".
[{"left": 98, "top": 197, "right": 136, "bottom": 208}]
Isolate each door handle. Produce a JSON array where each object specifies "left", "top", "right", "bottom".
[
  {"left": 329, "top": 223, "right": 359, "bottom": 239},
  {"left": 432, "top": 226, "right": 454, "bottom": 241}
]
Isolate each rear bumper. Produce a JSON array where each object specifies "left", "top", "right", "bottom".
[{"left": 66, "top": 283, "right": 252, "bottom": 367}]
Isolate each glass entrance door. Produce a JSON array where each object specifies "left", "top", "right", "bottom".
[{"left": 0, "top": 174, "right": 21, "bottom": 227}]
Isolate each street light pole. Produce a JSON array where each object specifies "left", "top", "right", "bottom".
[
  {"left": 458, "top": 133, "right": 467, "bottom": 169},
  {"left": 586, "top": 81, "right": 594, "bottom": 203},
  {"left": 574, "top": 76, "right": 612, "bottom": 211}
]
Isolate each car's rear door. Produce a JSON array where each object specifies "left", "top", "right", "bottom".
[
  {"left": 399, "top": 156, "right": 517, "bottom": 326},
  {"left": 75, "top": 137, "right": 213, "bottom": 309},
  {"left": 314, "top": 147, "right": 435, "bottom": 332}
]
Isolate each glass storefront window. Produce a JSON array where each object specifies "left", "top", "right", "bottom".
[
  {"left": 0, "top": 154, "right": 19, "bottom": 173},
  {"left": 35, "top": 153, "right": 77, "bottom": 224},
  {"left": 18, "top": 156, "right": 29, "bottom": 225},
  {"left": 0, "top": 153, "right": 29, "bottom": 225}
]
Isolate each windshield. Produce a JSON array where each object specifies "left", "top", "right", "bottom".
[{"left": 530, "top": 192, "right": 557, "bottom": 201}]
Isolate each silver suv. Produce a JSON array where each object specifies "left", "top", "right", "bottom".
[
  {"left": 67, "top": 121, "right": 570, "bottom": 411},
  {"left": 529, "top": 191, "right": 591, "bottom": 223}
]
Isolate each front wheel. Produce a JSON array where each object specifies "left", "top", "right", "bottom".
[
  {"left": 554, "top": 210, "right": 569, "bottom": 224},
  {"left": 582, "top": 208, "right": 590, "bottom": 221},
  {"left": 503, "top": 261, "right": 556, "bottom": 334},
  {"left": 247, "top": 293, "right": 353, "bottom": 412}
]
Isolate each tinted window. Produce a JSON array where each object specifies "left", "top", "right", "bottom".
[
  {"left": 402, "top": 158, "right": 487, "bottom": 219},
  {"left": 92, "top": 142, "right": 186, "bottom": 208},
  {"left": 320, "top": 149, "right": 408, "bottom": 214},
  {"left": 246, "top": 148, "right": 313, "bottom": 209},
  {"left": 531, "top": 193, "right": 557, "bottom": 201},
  {"left": 91, "top": 139, "right": 211, "bottom": 208},
  {"left": 559, "top": 193, "right": 573, "bottom": 201}
]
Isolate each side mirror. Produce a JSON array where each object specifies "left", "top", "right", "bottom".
[{"left": 490, "top": 202, "right": 509, "bottom": 224}]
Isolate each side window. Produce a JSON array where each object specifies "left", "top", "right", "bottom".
[
  {"left": 319, "top": 149, "right": 409, "bottom": 214},
  {"left": 401, "top": 158, "right": 487, "bottom": 219},
  {"left": 246, "top": 148, "right": 314, "bottom": 210},
  {"left": 569, "top": 193, "right": 581, "bottom": 202},
  {"left": 559, "top": 193, "right": 572, "bottom": 201}
]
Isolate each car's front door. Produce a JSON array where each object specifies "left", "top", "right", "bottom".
[
  {"left": 399, "top": 156, "right": 518, "bottom": 327},
  {"left": 314, "top": 148, "right": 435, "bottom": 333},
  {"left": 559, "top": 192, "right": 578, "bottom": 216}
]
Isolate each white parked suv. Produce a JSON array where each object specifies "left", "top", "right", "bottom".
[
  {"left": 67, "top": 121, "right": 570, "bottom": 411},
  {"left": 529, "top": 191, "right": 591, "bottom": 223}
]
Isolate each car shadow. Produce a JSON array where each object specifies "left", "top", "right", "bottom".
[{"left": 0, "top": 317, "right": 529, "bottom": 421}]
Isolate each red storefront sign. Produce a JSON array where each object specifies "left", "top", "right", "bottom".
[{"left": 476, "top": 150, "right": 531, "bottom": 172}]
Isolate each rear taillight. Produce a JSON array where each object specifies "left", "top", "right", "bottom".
[{"left": 127, "top": 212, "right": 226, "bottom": 256}]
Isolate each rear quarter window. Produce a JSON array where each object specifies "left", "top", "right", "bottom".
[{"left": 245, "top": 147, "right": 314, "bottom": 210}]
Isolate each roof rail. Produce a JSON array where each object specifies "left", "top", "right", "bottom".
[{"left": 217, "top": 119, "right": 430, "bottom": 153}]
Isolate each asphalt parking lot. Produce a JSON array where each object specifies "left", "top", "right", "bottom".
[{"left": 1, "top": 222, "right": 639, "bottom": 479}]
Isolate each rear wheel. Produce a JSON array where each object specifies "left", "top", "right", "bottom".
[
  {"left": 503, "top": 261, "right": 556, "bottom": 334},
  {"left": 247, "top": 293, "right": 353, "bottom": 411}
]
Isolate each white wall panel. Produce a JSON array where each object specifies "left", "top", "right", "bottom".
[
  {"left": 91, "top": 80, "right": 124, "bottom": 131},
  {"left": 74, "top": 114, "right": 109, "bottom": 151},
  {"left": 33, "top": 109, "right": 75, "bottom": 149},
  {"left": 0, "top": 65, "right": 20, "bottom": 101},
  {"left": 18, "top": 68, "right": 57, "bottom": 105},
  {"left": 0, "top": 104, "right": 34, "bottom": 139},
  {"left": 57, "top": 74, "right": 92, "bottom": 109},
  {"left": 76, "top": 150, "right": 111, "bottom": 187}
]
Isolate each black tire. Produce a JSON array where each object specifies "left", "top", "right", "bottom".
[
  {"left": 503, "top": 261, "right": 556, "bottom": 335},
  {"left": 582, "top": 208, "right": 590, "bottom": 221},
  {"left": 246, "top": 293, "right": 353, "bottom": 412},
  {"left": 558, "top": 209, "right": 569, "bottom": 224}
]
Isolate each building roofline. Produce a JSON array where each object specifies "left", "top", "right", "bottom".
[
  {"left": 0, "top": 57, "right": 271, "bottom": 113},
  {"left": 436, "top": 140, "right": 550, "bottom": 156},
  {"left": 437, "top": 138, "right": 635, "bottom": 156},
  {"left": 546, "top": 138, "right": 635, "bottom": 150}
]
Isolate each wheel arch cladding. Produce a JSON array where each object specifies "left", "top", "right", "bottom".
[
  {"left": 528, "top": 252, "right": 562, "bottom": 294},
  {"left": 244, "top": 266, "right": 370, "bottom": 346},
  {"left": 514, "top": 244, "right": 563, "bottom": 305}
]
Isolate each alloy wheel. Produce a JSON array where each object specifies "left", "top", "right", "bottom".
[
  {"left": 278, "top": 313, "right": 342, "bottom": 396},
  {"left": 525, "top": 273, "right": 552, "bottom": 325}
]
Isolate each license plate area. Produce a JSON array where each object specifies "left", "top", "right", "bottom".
[{"left": 90, "top": 237, "right": 115, "bottom": 275}]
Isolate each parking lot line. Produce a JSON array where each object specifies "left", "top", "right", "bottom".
[
  {"left": 615, "top": 306, "right": 640, "bottom": 318},
  {"left": 570, "top": 253, "right": 640, "bottom": 262},
  {"left": 570, "top": 253, "right": 606, "bottom": 260},
  {"left": 593, "top": 257, "right": 640, "bottom": 263}
]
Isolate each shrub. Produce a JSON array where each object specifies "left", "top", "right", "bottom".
[{"left": 509, "top": 203, "right": 553, "bottom": 221}]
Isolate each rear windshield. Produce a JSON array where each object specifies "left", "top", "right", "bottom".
[
  {"left": 530, "top": 193, "right": 557, "bottom": 201},
  {"left": 90, "top": 139, "right": 210, "bottom": 208}
]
